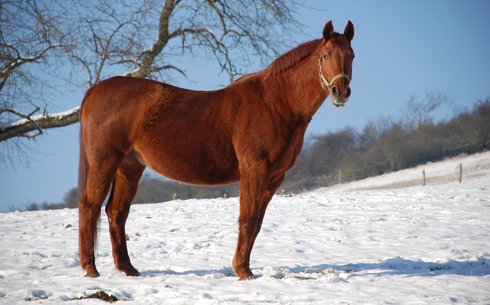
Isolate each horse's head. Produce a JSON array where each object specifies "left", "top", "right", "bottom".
[{"left": 319, "top": 20, "right": 355, "bottom": 107}]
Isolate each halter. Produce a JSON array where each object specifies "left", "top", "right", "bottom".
[{"left": 319, "top": 54, "right": 350, "bottom": 92}]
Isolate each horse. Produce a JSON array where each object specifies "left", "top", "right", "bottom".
[{"left": 78, "top": 20, "right": 355, "bottom": 280}]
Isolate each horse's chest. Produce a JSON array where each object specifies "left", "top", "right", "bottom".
[{"left": 269, "top": 126, "right": 307, "bottom": 174}]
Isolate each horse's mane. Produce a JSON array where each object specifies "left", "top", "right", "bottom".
[{"left": 266, "top": 39, "right": 322, "bottom": 76}]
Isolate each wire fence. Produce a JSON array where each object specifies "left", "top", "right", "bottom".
[{"left": 336, "top": 162, "right": 466, "bottom": 188}]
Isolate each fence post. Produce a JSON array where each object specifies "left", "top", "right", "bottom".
[
  {"left": 458, "top": 163, "right": 463, "bottom": 183},
  {"left": 422, "top": 169, "right": 426, "bottom": 186}
]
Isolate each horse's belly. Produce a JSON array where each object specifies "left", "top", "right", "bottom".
[{"left": 136, "top": 140, "right": 240, "bottom": 185}]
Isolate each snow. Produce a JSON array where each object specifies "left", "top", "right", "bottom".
[{"left": 1, "top": 152, "right": 489, "bottom": 304}]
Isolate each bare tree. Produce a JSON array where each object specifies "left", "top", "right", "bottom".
[
  {"left": 0, "top": 0, "right": 76, "bottom": 162},
  {"left": 1, "top": 0, "right": 303, "bottom": 162},
  {"left": 403, "top": 92, "right": 451, "bottom": 130}
]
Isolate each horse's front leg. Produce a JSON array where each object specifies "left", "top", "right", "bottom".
[
  {"left": 251, "top": 174, "right": 285, "bottom": 247},
  {"left": 233, "top": 165, "right": 269, "bottom": 280}
]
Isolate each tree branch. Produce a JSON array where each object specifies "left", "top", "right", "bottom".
[
  {"left": 153, "top": 64, "right": 187, "bottom": 77},
  {"left": 126, "top": 0, "right": 177, "bottom": 78},
  {"left": 169, "top": 27, "right": 235, "bottom": 77},
  {"left": 0, "top": 44, "right": 60, "bottom": 92},
  {"left": 0, "top": 106, "right": 80, "bottom": 142}
]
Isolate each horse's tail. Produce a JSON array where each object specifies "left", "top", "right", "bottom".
[
  {"left": 78, "top": 86, "right": 103, "bottom": 258},
  {"left": 78, "top": 125, "right": 88, "bottom": 207},
  {"left": 78, "top": 87, "right": 93, "bottom": 205}
]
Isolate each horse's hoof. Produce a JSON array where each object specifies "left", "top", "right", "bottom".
[
  {"left": 84, "top": 266, "right": 100, "bottom": 278},
  {"left": 234, "top": 267, "right": 255, "bottom": 280},
  {"left": 124, "top": 266, "right": 141, "bottom": 277},
  {"left": 238, "top": 274, "right": 256, "bottom": 281}
]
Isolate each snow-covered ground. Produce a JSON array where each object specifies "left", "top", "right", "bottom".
[{"left": 1, "top": 152, "right": 489, "bottom": 304}]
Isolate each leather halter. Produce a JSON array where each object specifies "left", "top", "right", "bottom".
[{"left": 319, "top": 54, "right": 350, "bottom": 92}]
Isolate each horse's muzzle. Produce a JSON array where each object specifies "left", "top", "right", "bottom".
[{"left": 331, "top": 85, "right": 351, "bottom": 107}]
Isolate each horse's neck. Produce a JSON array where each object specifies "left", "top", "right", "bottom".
[{"left": 264, "top": 55, "right": 328, "bottom": 121}]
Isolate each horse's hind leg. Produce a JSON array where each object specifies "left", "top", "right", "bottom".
[
  {"left": 79, "top": 154, "right": 123, "bottom": 277},
  {"left": 105, "top": 151, "right": 145, "bottom": 276}
]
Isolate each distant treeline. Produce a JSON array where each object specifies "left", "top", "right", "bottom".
[
  {"left": 25, "top": 95, "right": 489, "bottom": 211},
  {"left": 283, "top": 96, "right": 489, "bottom": 191}
]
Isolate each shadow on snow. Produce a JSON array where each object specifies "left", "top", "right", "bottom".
[
  {"left": 291, "top": 256, "right": 490, "bottom": 277},
  {"left": 140, "top": 256, "right": 490, "bottom": 279}
]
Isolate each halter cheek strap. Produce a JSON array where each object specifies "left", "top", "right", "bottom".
[{"left": 319, "top": 55, "right": 350, "bottom": 92}]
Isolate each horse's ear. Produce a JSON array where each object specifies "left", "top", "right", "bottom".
[
  {"left": 323, "top": 20, "right": 334, "bottom": 41},
  {"left": 344, "top": 20, "right": 354, "bottom": 43}
]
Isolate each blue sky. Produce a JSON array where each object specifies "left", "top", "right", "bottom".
[{"left": 1, "top": 0, "right": 489, "bottom": 212}]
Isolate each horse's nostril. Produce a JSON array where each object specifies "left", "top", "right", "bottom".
[
  {"left": 332, "top": 86, "right": 338, "bottom": 96},
  {"left": 346, "top": 87, "right": 351, "bottom": 98}
]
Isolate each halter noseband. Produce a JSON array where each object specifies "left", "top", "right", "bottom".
[{"left": 319, "top": 54, "right": 350, "bottom": 92}]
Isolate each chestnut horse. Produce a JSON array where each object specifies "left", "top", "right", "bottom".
[{"left": 79, "top": 20, "right": 355, "bottom": 280}]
